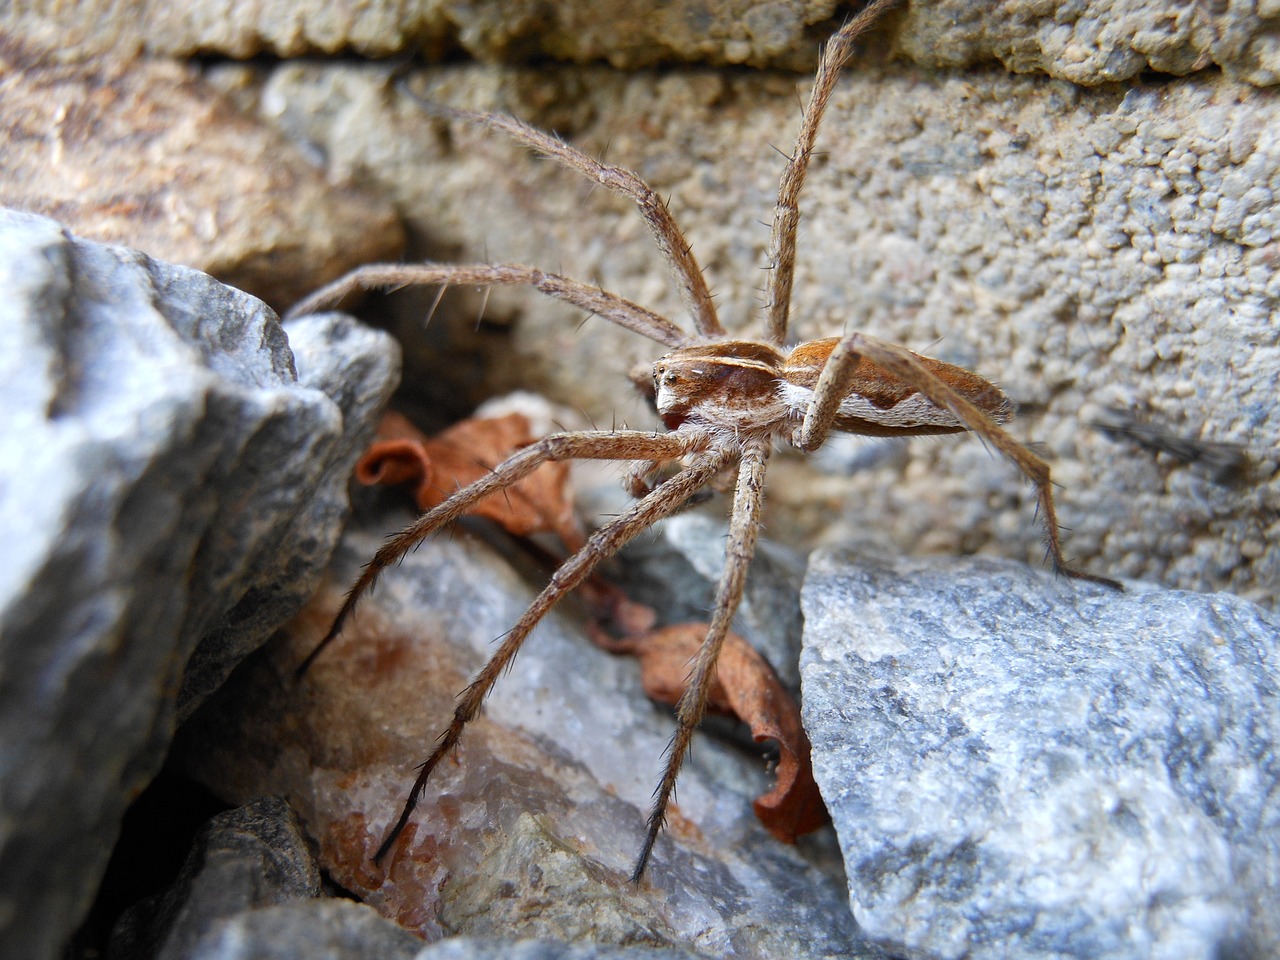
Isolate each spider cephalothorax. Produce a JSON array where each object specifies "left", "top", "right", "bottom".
[{"left": 290, "top": 0, "right": 1118, "bottom": 883}]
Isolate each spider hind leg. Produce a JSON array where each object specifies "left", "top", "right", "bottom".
[
  {"left": 363, "top": 439, "right": 729, "bottom": 865},
  {"left": 632, "top": 438, "right": 771, "bottom": 881}
]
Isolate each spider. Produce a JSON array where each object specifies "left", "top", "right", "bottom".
[{"left": 289, "top": 0, "right": 1119, "bottom": 883}]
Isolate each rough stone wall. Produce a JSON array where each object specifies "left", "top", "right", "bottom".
[
  {"left": 10, "top": 0, "right": 1280, "bottom": 81},
  {"left": 4, "top": 1, "right": 1276, "bottom": 602},
  {"left": 234, "top": 55, "right": 1280, "bottom": 605}
]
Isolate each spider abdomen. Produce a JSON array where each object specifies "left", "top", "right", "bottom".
[{"left": 781, "top": 337, "right": 1013, "bottom": 438}]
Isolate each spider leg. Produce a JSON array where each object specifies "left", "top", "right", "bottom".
[
  {"left": 810, "top": 331, "right": 1121, "bottom": 589},
  {"left": 296, "top": 429, "right": 700, "bottom": 678},
  {"left": 792, "top": 338, "right": 871, "bottom": 453},
  {"left": 284, "top": 262, "right": 688, "bottom": 349},
  {"left": 763, "top": 0, "right": 901, "bottom": 345},
  {"left": 633, "top": 437, "right": 772, "bottom": 882},
  {"left": 400, "top": 90, "right": 723, "bottom": 340},
  {"left": 623, "top": 457, "right": 679, "bottom": 499},
  {"left": 372, "top": 445, "right": 733, "bottom": 865}
]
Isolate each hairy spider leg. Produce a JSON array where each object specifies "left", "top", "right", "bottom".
[
  {"left": 284, "top": 262, "right": 688, "bottom": 349},
  {"left": 397, "top": 94, "right": 723, "bottom": 339},
  {"left": 296, "top": 429, "right": 697, "bottom": 678},
  {"left": 369, "top": 441, "right": 731, "bottom": 865},
  {"left": 799, "top": 331, "right": 1122, "bottom": 589},
  {"left": 632, "top": 437, "right": 771, "bottom": 881},
  {"left": 764, "top": 0, "right": 902, "bottom": 345}
]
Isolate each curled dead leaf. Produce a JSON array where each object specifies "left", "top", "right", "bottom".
[
  {"left": 595, "top": 623, "right": 828, "bottom": 844},
  {"left": 356, "top": 410, "right": 584, "bottom": 549}
]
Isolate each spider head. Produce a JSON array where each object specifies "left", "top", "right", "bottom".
[{"left": 651, "top": 341, "right": 787, "bottom": 431}]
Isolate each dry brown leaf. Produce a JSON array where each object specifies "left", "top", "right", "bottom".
[
  {"left": 596, "top": 624, "right": 828, "bottom": 844},
  {"left": 356, "top": 410, "right": 584, "bottom": 550},
  {"left": 357, "top": 409, "right": 650, "bottom": 633}
]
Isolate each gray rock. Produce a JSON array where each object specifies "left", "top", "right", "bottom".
[
  {"left": 0, "top": 209, "right": 398, "bottom": 960},
  {"left": 417, "top": 936, "right": 704, "bottom": 960},
  {"left": 801, "top": 548, "right": 1280, "bottom": 959},
  {"left": 173, "top": 897, "right": 700, "bottom": 960},
  {"left": 180, "top": 899, "right": 424, "bottom": 960},
  {"left": 181, "top": 515, "right": 881, "bottom": 959},
  {"left": 178, "top": 309, "right": 401, "bottom": 718},
  {"left": 108, "top": 797, "right": 322, "bottom": 960}
]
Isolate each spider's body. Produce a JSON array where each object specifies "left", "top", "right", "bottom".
[
  {"left": 291, "top": 0, "right": 1117, "bottom": 884},
  {"left": 652, "top": 337, "right": 1012, "bottom": 439}
]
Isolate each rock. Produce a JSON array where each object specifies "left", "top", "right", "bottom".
[
  {"left": 901, "top": 0, "right": 1280, "bottom": 86},
  {"left": 109, "top": 835, "right": 711, "bottom": 959},
  {"left": 177, "top": 308, "right": 400, "bottom": 717},
  {"left": 175, "top": 898, "right": 702, "bottom": 960},
  {"left": 179, "top": 513, "right": 884, "bottom": 959},
  {"left": 0, "top": 42, "right": 404, "bottom": 311},
  {"left": 801, "top": 548, "right": 1280, "bottom": 959},
  {"left": 0, "top": 209, "right": 399, "bottom": 960},
  {"left": 107, "top": 797, "right": 322, "bottom": 960},
  {"left": 415, "top": 937, "right": 705, "bottom": 960},
  {"left": 178, "top": 899, "right": 425, "bottom": 960},
  {"left": 6, "top": 0, "right": 1280, "bottom": 83},
  {"left": 243, "top": 55, "right": 1280, "bottom": 608},
  {"left": 1, "top": 0, "right": 867, "bottom": 70}
]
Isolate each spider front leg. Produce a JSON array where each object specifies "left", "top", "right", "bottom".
[
  {"left": 283, "top": 262, "right": 687, "bottom": 349},
  {"left": 411, "top": 103, "right": 725, "bottom": 340},
  {"left": 633, "top": 437, "right": 772, "bottom": 882},
  {"left": 370, "top": 443, "right": 732, "bottom": 865},
  {"left": 798, "top": 332, "right": 1120, "bottom": 589},
  {"left": 764, "top": 0, "right": 902, "bottom": 345}
]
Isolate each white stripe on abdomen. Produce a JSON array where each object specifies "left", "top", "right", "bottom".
[{"left": 778, "top": 381, "right": 962, "bottom": 429}]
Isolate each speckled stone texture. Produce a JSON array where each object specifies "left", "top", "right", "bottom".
[
  {"left": 1, "top": 0, "right": 858, "bottom": 67},
  {"left": 802, "top": 549, "right": 1280, "bottom": 959},
  {"left": 899, "top": 0, "right": 1280, "bottom": 86},
  {"left": 8, "top": 0, "right": 1280, "bottom": 82}
]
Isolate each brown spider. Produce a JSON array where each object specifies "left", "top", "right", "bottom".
[{"left": 289, "top": 0, "right": 1119, "bottom": 883}]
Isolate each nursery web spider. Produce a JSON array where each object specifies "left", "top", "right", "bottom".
[{"left": 291, "top": 0, "right": 1119, "bottom": 883}]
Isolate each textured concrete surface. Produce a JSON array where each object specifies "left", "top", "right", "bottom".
[
  {"left": 7, "top": 1, "right": 1280, "bottom": 82},
  {"left": 243, "top": 58, "right": 1280, "bottom": 606}
]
